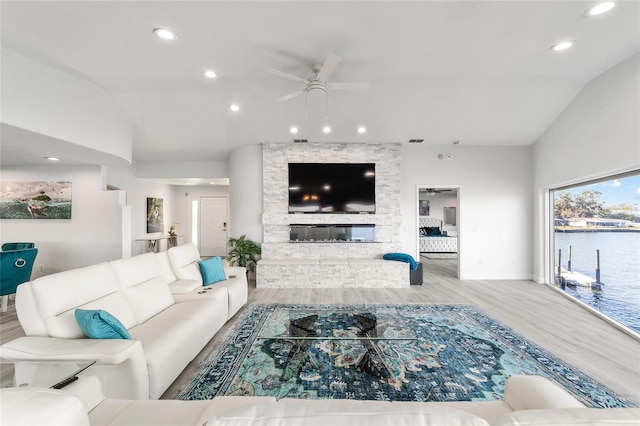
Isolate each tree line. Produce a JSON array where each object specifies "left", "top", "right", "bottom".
[{"left": 554, "top": 190, "right": 639, "bottom": 223}]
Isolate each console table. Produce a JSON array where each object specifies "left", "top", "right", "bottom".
[{"left": 135, "top": 235, "right": 180, "bottom": 252}]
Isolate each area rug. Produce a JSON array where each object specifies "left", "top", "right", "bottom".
[{"left": 173, "top": 304, "right": 633, "bottom": 408}]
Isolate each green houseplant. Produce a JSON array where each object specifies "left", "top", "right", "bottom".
[{"left": 227, "top": 234, "right": 261, "bottom": 272}]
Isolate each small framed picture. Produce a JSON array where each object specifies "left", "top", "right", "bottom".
[{"left": 419, "top": 199, "right": 430, "bottom": 216}]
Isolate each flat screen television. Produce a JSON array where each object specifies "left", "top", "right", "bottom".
[{"left": 288, "top": 163, "right": 376, "bottom": 213}]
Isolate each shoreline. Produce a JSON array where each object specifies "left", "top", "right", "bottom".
[{"left": 554, "top": 227, "right": 640, "bottom": 233}]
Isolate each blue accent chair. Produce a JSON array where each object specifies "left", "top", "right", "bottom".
[
  {"left": 2, "top": 242, "right": 35, "bottom": 251},
  {"left": 0, "top": 248, "right": 38, "bottom": 313}
]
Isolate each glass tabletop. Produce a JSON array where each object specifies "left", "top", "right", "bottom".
[
  {"left": 256, "top": 308, "right": 417, "bottom": 341},
  {"left": 0, "top": 359, "right": 96, "bottom": 389},
  {"left": 253, "top": 308, "right": 420, "bottom": 383}
]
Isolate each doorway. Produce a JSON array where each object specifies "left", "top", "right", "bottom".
[
  {"left": 199, "top": 196, "right": 228, "bottom": 257},
  {"left": 416, "top": 186, "right": 460, "bottom": 278}
]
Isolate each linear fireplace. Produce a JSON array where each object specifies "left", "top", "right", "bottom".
[{"left": 290, "top": 224, "right": 375, "bottom": 243}]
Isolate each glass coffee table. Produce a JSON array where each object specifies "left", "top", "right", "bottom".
[
  {"left": 256, "top": 308, "right": 418, "bottom": 383},
  {"left": 1, "top": 359, "right": 96, "bottom": 390}
]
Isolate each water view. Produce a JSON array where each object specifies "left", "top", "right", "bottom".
[
  {"left": 553, "top": 174, "right": 639, "bottom": 334},
  {"left": 555, "top": 231, "right": 640, "bottom": 333}
]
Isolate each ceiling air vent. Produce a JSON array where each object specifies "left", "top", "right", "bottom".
[
  {"left": 293, "top": 139, "right": 308, "bottom": 143},
  {"left": 408, "top": 139, "right": 424, "bottom": 143}
]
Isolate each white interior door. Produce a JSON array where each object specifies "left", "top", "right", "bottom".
[{"left": 200, "top": 196, "right": 228, "bottom": 257}]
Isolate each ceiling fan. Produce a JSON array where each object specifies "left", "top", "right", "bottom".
[
  {"left": 267, "top": 53, "right": 370, "bottom": 102},
  {"left": 424, "top": 188, "right": 452, "bottom": 196}
]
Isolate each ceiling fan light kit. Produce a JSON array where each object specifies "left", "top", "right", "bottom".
[
  {"left": 268, "top": 52, "right": 369, "bottom": 103},
  {"left": 424, "top": 188, "right": 452, "bottom": 196}
]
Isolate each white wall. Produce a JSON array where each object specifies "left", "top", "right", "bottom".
[
  {"left": 400, "top": 145, "right": 533, "bottom": 280},
  {"left": 532, "top": 53, "right": 640, "bottom": 283},
  {"left": 105, "top": 165, "right": 179, "bottom": 256},
  {"left": 0, "top": 165, "right": 122, "bottom": 277},
  {"left": 229, "top": 144, "right": 263, "bottom": 243}
]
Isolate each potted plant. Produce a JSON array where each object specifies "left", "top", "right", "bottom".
[
  {"left": 227, "top": 234, "right": 261, "bottom": 273},
  {"left": 168, "top": 222, "right": 178, "bottom": 247}
]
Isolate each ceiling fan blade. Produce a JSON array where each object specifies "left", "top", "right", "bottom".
[
  {"left": 266, "top": 68, "right": 309, "bottom": 84},
  {"left": 316, "top": 53, "right": 342, "bottom": 81},
  {"left": 327, "top": 82, "right": 370, "bottom": 90},
  {"left": 277, "top": 90, "right": 306, "bottom": 102}
]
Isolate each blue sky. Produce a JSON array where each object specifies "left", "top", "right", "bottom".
[{"left": 563, "top": 174, "right": 640, "bottom": 207}]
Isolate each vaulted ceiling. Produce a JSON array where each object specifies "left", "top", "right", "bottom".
[{"left": 2, "top": 1, "right": 639, "bottom": 167}]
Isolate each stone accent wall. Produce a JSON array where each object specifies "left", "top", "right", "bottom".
[
  {"left": 257, "top": 259, "right": 408, "bottom": 288},
  {"left": 261, "top": 142, "right": 402, "bottom": 260}
]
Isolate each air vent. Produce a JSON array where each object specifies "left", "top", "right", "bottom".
[
  {"left": 408, "top": 139, "right": 424, "bottom": 143},
  {"left": 293, "top": 139, "right": 308, "bottom": 143}
]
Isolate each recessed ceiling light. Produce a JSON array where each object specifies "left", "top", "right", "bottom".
[
  {"left": 153, "top": 28, "right": 177, "bottom": 40},
  {"left": 550, "top": 41, "right": 574, "bottom": 52},
  {"left": 290, "top": 126, "right": 299, "bottom": 134},
  {"left": 586, "top": 2, "right": 616, "bottom": 16},
  {"left": 45, "top": 157, "right": 60, "bottom": 161},
  {"left": 357, "top": 126, "right": 366, "bottom": 134},
  {"left": 322, "top": 126, "right": 331, "bottom": 134},
  {"left": 204, "top": 70, "right": 217, "bottom": 79},
  {"left": 229, "top": 104, "right": 240, "bottom": 112}
]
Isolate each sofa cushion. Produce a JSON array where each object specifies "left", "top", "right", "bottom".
[
  {"left": 199, "top": 256, "right": 227, "bottom": 285},
  {"left": 167, "top": 242, "right": 204, "bottom": 284},
  {"left": 29, "top": 262, "right": 137, "bottom": 338},
  {"left": 110, "top": 253, "right": 175, "bottom": 324},
  {"left": 155, "top": 251, "right": 178, "bottom": 284},
  {"left": 74, "top": 309, "right": 131, "bottom": 339},
  {"left": 127, "top": 299, "right": 228, "bottom": 399},
  {"left": 128, "top": 317, "right": 200, "bottom": 400},
  {"left": 498, "top": 408, "right": 640, "bottom": 425},
  {"left": 211, "top": 266, "right": 248, "bottom": 318},
  {"left": 168, "top": 279, "right": 202, "bottom": 294},
  {"left": 0, "top": 387, "right": 90, "bottom": 426}
]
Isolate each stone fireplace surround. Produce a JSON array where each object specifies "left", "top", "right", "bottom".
[{"left": 257, "top": 142, "right": 408, "bottom": 288}]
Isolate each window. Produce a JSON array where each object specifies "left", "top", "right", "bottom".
[{"left": 551, "top": 172, "right": 639, "bottom": 334}]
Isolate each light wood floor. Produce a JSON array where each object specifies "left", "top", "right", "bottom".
[{"left": 2, "top": 258, "right": 639, "bottom": 404}]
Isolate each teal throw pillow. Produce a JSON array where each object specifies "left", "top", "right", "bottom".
[
  {"left": 74, "top": 309, "right": 131, "bottom": 339},
  {"left": 198, "top": 256, "right": 227, "bottom": 286}
]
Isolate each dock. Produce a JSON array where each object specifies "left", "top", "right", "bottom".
[{"left": 558, "top": 268, "right": 603, "bottom": 291}]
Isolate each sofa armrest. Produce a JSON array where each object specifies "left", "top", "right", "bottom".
[
  {"left": 1, "top": 337, "right": 149, "bottom": 400},
  {"left": 0, "top": 336, "right": 142, "bottom": 364},
  {"left": 503, "top": 375, "right": 585, "bottom": 411},
  {"left": 225, "top": 266, "right": 247, "bottom": 280}
]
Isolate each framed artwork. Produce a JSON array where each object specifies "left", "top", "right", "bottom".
[
  {"left": 0, "top": 181, "right": 72, "bottom": 219},
  {"left": 146, "top": 197, "right": 163, "bottom": 233},
  {"left": 444, "top": 206, "right": 457, "bottom": 225},
  {"left": 419, "top": 199, "right": 430, "bottom": 216}
]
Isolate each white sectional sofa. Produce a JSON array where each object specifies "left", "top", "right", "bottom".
[
  {"left": 1, "top": 375, "right": 638, "bottom": 426},
  {"left": 0, "top": 243, "right": 247, "bottom": 400}
]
